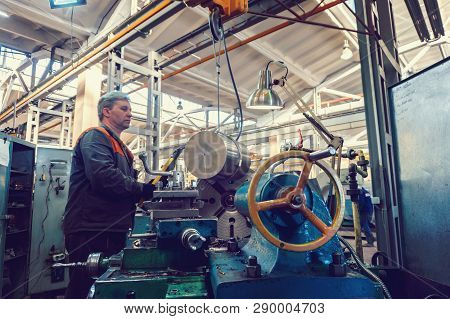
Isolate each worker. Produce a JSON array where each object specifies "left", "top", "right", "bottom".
[
  {"left": 358, "top": 187, "right": 376, "bottom": 247},
  {"left": 62, "top": 91, "right": 155, "bottom": 298}
]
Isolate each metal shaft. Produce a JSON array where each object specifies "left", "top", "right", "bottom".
[
  {"left": 53, "top": 262, "right": 86, "bottom": 269},
  {"left": 309, "top": 146, "right": 336, "bottom": 161},
  {"left": 351, "top": 202, "right": 364, "bottom": 260}
]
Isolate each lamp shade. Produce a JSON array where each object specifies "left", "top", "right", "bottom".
[
  {"left": 340, "top": 40, "right": 353, "bottom": 60},
  {"left": 246, "top": 70, "right": 283, "bottom": 110}
]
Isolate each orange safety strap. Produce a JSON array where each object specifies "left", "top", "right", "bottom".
[{"left": 77, "top": 127, "right": 134, "bottom": 165}]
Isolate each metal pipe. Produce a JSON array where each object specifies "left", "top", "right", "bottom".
[
  {"left": 17, "top": 0, "right": 303, "bottom": 126},
  {"left": 246, "top": 10, "right": 370, "bottom": 35},
  {"left": 273, "top": 0, "right": 303, "bottom": 20},
  {"left": 151, "top": 0, "right": 301, "bottom": 63},
  {"left": 0, "top": 0, "right": 175, "bottom": 123},
  {"left": 124, "top": 0, "right": 304, "bottom": 89},
  {"left": 352, "top": 199, "right": 364, "bottom": 260},
  {"left": 356, "top": 166, "right": 368, "bottom": 178},
  {"left": 156, "top": 0, "right": 263, "bottom": 55},
  {"left": 29, "top": 0, "right": 346, "bottom": 128},
  {"left": 336, "top": 144, "right": 342, "bottom": 177},
  {"left": 309, "top": 146, "right": 336, "bottom": 161},
  {"left": 162, "top": 0, "right": 346, "bottom": 81}
]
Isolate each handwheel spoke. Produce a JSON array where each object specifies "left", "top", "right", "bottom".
[
  {"left": 295, "top": 161, "right": 313, "bottom": 191},
  {"left": 299, "top": 206, "right": 329, "bottom": 234},
  {"left": 256, "top": 197, "right": 289, "bottom": 212}
]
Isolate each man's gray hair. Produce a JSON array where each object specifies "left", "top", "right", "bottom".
[{"left": 97, "top": 91, "right": 130, "bottom": 120}]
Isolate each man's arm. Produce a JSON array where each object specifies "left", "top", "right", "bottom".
[{"left": 80, "top": 130, "right": 146, "bottom": 200}]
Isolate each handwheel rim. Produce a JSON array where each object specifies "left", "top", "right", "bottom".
[{"left": 247, "top": 150, "right": 345, "bottom": 252}]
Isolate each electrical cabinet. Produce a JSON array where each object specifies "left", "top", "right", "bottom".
[
  {"left": 28, "top": 147, "right": 72, "bottom": 296},
  {"left": 0, "top": 133, "right": 35, "bottom": 298}
]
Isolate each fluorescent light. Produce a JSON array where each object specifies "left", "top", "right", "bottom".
[
  {"left": 49, "top": 0, "right": 87, "bottom": 9},
  {"left": 0, "top": 10, "right": 10, "bottom": 18}
]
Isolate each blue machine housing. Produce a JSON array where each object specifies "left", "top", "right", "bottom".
[{"left": 207, "top": 173, "right": 383, "bottom": 298}]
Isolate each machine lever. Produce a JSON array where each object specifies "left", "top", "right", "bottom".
[
  {"left": 138, "top": 152, "right": 173, "bottom": 177},
  {"left": 308, "top": 147, "right": 336, "bottom": 161}
]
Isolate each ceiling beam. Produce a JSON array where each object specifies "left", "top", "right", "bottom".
[
  {"left": 438, "top": 44, "right": 448, "bottom": 59},
  {"left": 398, "top": 54, "right": 409, "bottom": 69},
  {"left": 303, "top": 63, "right": 361, "bottom": 101},
  {"left": 316, "top": 0, "right": 359, "bottom": 49},
  {"left": 99, "top": 0, "right": 132, "bottom": 34},
  {"left": 166, "top": 64, "right": 250, "bottom": 99},
  {"left": 0, "top": 31, "right": 38, "bottom": 52},
  {"left": 319, "top": 87, "right": 361, "bottom": 100},
  {"left": 399, "top": 40, "right": 427, "bottom": 54},
  {"left": 160, "top": 107, "right": 366, "bottom": 151},
  {"left": 257, "top": 63, "right": 361, "bottom": 127},
  {"left": 403, "top": 45, "right": 431, "bottom": 73},
  {"left": 261, "top": 99, "right": 364, "bottom": 130},
  {"left": 162, "top": 80, "right": 259, "bottom": 120},
  {"left": 0, "top": 15, "right": 56, "bottom": 46},
  {"left": 1, "top": 0, "right": 91, "bottom": 39},
  {"left": 193, "top": 6, "right": 320, "bottom": 87},
  {"left": 233, "top": 29, "right": 321, "bottom": 87},
  {"left": 398, "top": 35, "right": 450, "bottom": 54}
]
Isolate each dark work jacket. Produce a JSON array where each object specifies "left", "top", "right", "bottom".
[
  {"left": 358, "top": 187, "right": 374, "bottom": 215},
  {"left": 63, "top": 126, "right": 143, "bottom": 235}
]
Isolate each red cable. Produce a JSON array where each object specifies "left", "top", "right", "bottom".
[{"left": 297, "top": 128, "right": 303, "bottom": 149}]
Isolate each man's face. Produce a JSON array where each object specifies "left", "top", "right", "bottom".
[{"left": 103, "top": 99, "right": 132, "bottom": 130}]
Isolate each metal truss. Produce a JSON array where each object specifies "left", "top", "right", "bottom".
[{"left": 25, "top": 101, "right": 72, "bottom": 147}]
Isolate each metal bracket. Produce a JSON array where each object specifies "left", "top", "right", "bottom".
[{"left": 183, "top": 0, "right": 248, "bottom": 17}]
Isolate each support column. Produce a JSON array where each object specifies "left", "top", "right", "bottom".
[
  {"left": 30, "top": 58, "right": 37, "bottom": 89},
  {"left": 355, "top": 0, "right": 401, "bottom": 265},
  {"left": 107, "top": 49, "right": 124, "bottom": 92},
  {"left": 72, "top": 64, "right": 102, "bottom": 141},
  {"left": 147, "top": 51, "right": 162, "bottom": 171}
]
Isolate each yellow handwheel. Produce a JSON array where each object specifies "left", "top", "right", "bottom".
[{"left": 247, "top": 150, "right": 345, "bottom": 252}]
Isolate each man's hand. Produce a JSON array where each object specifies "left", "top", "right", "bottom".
[{"left": 142, "top": 182, "right": 156, "bottom": 200}]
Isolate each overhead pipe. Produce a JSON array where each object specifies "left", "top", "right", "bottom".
[
  {"left": 18, "top": 0, "right": 347, "bottom": 129},
  {"left": 0, "top": 0, "right": 177, "bottom": 123},
  {"left": 155, "top": 0, "right": 270, "bottom": 56},
  {"left": 246, "top": 10, "right": 370, "bottom": 35},
  {"left": 128, "top": 0, "right": 304, "bottom": 85},
  {"left": 125, "top": 0, "right": 347, "bottom": 97},
  {"left": 3, "top": 0, "right": 299, "bottom": 125},
  {"left": 162, "top": 0, "right": 347, "bottom": 81},
  {"left": 158, "top": 0, "right": 303, "bottom": 67}
]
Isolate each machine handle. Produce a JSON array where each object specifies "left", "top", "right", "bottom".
[
  {"left": 308, "top": 147, "right": 336, "bottom": 161},
  {"left": 247, "top": 150, "right": 345, "bottom": 252},
  {"left": 138, "top": 152, "right": 173, "bottom": 177}
]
